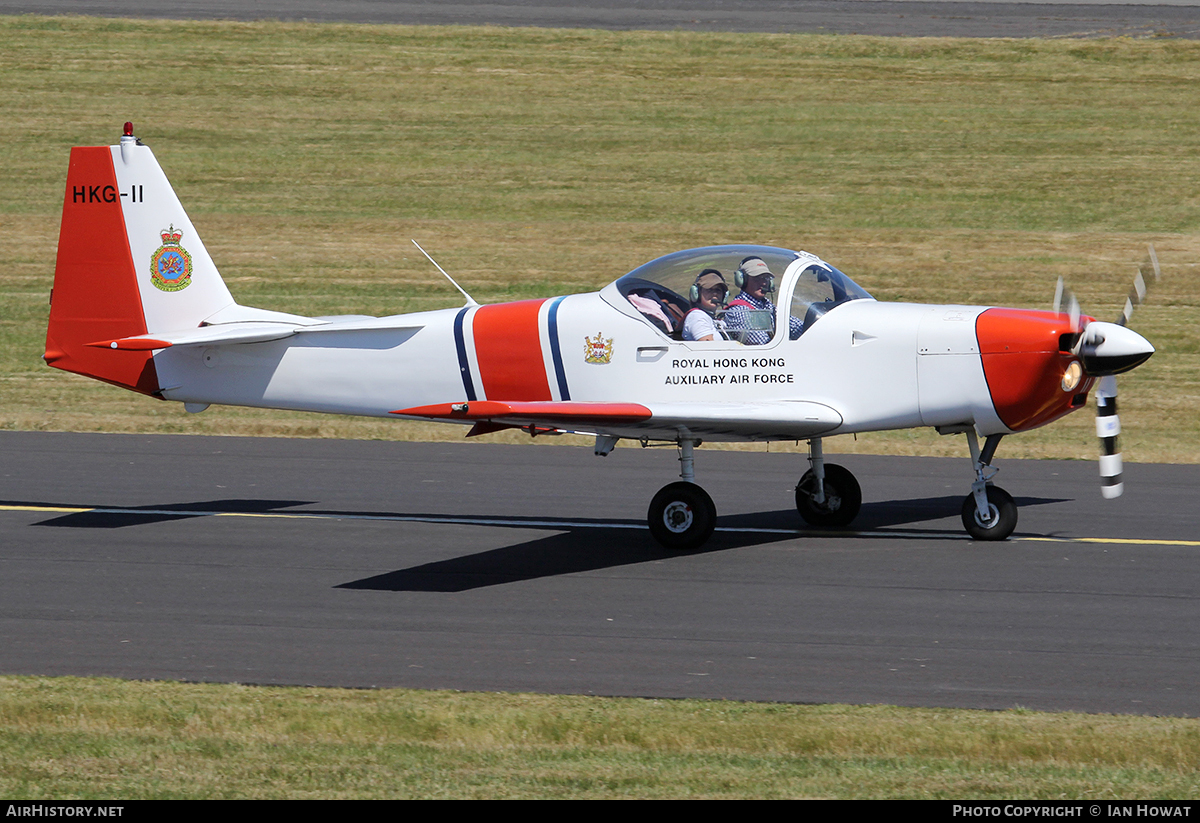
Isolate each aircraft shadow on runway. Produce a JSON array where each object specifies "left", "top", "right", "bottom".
[
  {"left": 7, "top": 493, "right": 1068, "bottom": 592},
  {"left": 18, "top": 498, "right": 317, "bottom": 528},
  {"left": 337, "top": 494, "right": 1070, "bottom": 593}
]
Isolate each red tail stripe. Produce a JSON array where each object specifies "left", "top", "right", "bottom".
[{"left": 45, "top": 147, "right": 158, "bottom": 395}]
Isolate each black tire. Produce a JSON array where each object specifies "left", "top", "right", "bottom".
[
  {"left": 648, "top": 482, "right": 716, "bottom": 551},
  {"left": 960, "top": 485, "right": 1018, "bottom": 541},
  {"left": 795, "top": 464, "right": 862, "bottom": 528}
]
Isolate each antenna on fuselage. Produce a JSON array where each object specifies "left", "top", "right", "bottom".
[{"left": 411, "top": 239, "right": 478, "bottom": 307}]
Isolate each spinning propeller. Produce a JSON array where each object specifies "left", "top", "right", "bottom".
[{"left": 1053, "top": 246, "right": 1159, "bottom": 498}]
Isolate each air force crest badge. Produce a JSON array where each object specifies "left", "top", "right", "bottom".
[
  {"left": 150, "top": 224, "right": 193, "bottom": 292},
  {"left": 584, "top": 332, "right": 614, "bottom": 364}
]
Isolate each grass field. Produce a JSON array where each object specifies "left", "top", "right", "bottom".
[
  {"left": 3, "top": 676, "right": 1199, "bottom": 799},
  {"left": 1, "top": 16, "right": 1197, "bottom": 460},
  {"left": 2, "top": 16, "right": 1199, "bottom": 799}
]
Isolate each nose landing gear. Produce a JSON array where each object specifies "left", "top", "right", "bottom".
[{"left": 960, "top": 430, "right": 1016, "bottom": 541}]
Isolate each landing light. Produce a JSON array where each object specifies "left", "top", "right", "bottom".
[{"left": 1061, "top": 361, "right": 1083, "bottom": 392}]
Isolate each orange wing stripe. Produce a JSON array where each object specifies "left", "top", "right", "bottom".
[{"left": 392, "top": 401, "right": 652, "bottom": 423}]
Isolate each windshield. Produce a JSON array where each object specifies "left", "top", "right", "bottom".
[
  {"left": 789, "top": 261, "right": 873, "bottom": 331},
  {"left": 610, "top": 245, "right": 871, "bottom": 344}
]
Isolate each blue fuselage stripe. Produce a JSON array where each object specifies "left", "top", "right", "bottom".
[
  {"left": 453, "top": 307, "right": 477, "bottom": 401},
  {"left": 547, "top": 296, "right": 570, "bottom": 401}
]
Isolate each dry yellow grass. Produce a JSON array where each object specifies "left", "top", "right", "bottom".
[{"left": 3, "top": 676, "right": 1200, "bottom": 798}]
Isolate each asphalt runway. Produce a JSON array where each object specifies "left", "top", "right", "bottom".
[
  {"left": 2, "top": 0, "right": 1199, "bottom": 38},
  {"left": 2, "top": 430, "right": 1198, "bottom": 715}
]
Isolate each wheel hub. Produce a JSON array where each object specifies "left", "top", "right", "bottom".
[
  {"left": 662, "top": 501, "right": 694, "bottom": 533},
  {"left": 973, "top": 503, "right": 1000, "bottom": 528},
  {"left": 818, "top": 490, "right": 842, "bottom": 512}
]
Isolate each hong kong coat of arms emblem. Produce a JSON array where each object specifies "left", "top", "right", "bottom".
[
  {"left": 150, "top": 224, "right": 193, "bottom": 292},
  {"left": 584, "top": 332, "right": 614, "bottom": 364}
]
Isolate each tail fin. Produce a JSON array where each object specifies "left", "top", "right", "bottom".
[{"left": 45, "top": 124, "right": 234, "bottom": 395}]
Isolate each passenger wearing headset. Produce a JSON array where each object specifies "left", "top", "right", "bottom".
[
  {"left": 681, "top": 269, "right": 730, "bottom": 342},
  {"left": 724, "top": 256, "right": 803, "bottom": 345}
]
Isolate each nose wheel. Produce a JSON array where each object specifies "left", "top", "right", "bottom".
[
  {"left": 961, "top": 484, "right": 1017, "bottom": 540},
  {"left": 648, "top": 481, "right": 716, "bottom": 551}
]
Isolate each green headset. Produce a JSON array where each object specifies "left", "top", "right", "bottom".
[
  {"left": 734, "top": 256, "right": 775, "bottom": 294},
  {"left": 689, "top": 268, "right": 729, "bottom": 304}
]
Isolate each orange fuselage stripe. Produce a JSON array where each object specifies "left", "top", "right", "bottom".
[{"left": 472, "top": 299, "right": 553, "bottom": 401}]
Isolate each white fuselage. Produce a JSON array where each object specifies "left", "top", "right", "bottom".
[{"left": 155, "top": 293, "right": 1005, "bottom": 441}]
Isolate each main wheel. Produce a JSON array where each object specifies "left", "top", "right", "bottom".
[
  {"left": 795, "top": 464, "right": 862, "bottom": 527},
  {"left": 648, "top": 482, "right": 716, "bottom": 551},
  {"left": 960, "top": 485, "right": 1018, "bottom": 541}
]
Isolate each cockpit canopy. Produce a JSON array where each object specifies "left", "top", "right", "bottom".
[{"left": 603, "top": 245, "right": 872, "bottom": 344}]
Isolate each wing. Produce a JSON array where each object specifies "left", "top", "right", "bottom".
[{"left": 391, "top": 400, "right": 842, "bottom": 442}]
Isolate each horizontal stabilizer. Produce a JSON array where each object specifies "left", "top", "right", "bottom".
[
  {"left": 87, "top": 323, "right": 299, "bottom": 351},
  {"left": 88, "top": 317, "right": 430, "bottom": 351}
]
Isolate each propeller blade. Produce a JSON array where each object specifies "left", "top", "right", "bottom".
[
  {"left": 1096, "top": 375, "right": 1123, "bottom": 499},
  {"left": 1052, "top": 276, "right": 1082, "bottom": 333},
  {"left": 1115, "top": 244, "right": 1160, "bottom": 328},
  {"left": 1080, "top": 246, "right": 1159, "bottom": 499},
  {"left": 1053, "top": 276, "right": 1085, "bottom": 356}
]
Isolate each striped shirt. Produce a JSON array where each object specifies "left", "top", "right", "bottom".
[{"left": 723, "top": 293, "right": 803, "bottom": 345}]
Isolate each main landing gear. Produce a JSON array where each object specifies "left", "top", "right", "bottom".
[
  {"left": 644, "top": 436, "right": 867, "bottom": 551},
  {"left": 794, "top": 437, "right": 861, "bottom": 528},
  {"left": 647, "top": 438, "right": 716, "bottom": 551}
]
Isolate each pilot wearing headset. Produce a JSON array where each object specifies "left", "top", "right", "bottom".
[
  {"left": 724, "top": 256, "right": 803, "bottom": 345},
  {"left": 682, "top": 269, "right": 730, "bottom": 342}
]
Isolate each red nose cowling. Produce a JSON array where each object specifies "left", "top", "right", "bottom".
[{"left": 976, "top": 308, "right": 1093, "bottom": 433}]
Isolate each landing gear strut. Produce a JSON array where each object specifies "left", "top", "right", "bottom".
[
  {"left": 960, "top": 431, "right": 1017, "bottom": 540},
  {"left": 795, "top": 437, "right": 861, "bottom": 528},
  {"left": 647, "top": 437, "right": 715, "bottom": 551}
]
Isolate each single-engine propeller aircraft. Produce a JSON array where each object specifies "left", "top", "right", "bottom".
[{"left": 46, "top": 125, "right": 1158, "bottom": 549}]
